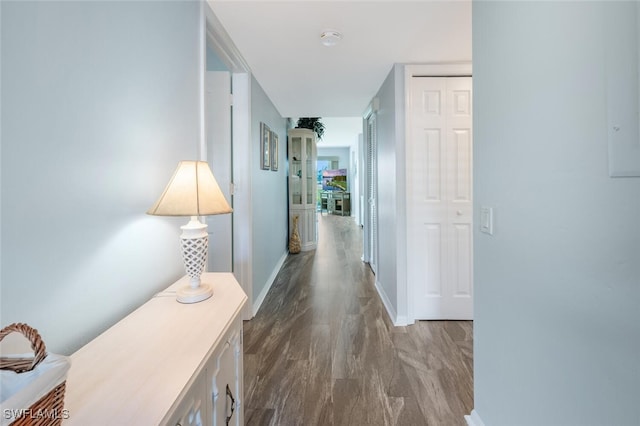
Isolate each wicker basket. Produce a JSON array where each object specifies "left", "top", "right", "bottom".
[{"left": 0, "top": 323, "right": 68, "bottom": 426}]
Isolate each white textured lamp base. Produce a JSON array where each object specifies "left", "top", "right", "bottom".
[
  {"left": 177, "top": 217, "right": 212, "bottom": 304},
  {"left": 177, "top": 283, "right": 213, "bottom": 304}
]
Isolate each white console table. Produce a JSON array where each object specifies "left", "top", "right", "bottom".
[{"left": 64, "top": 273, "right": 247, "bottom": 425}]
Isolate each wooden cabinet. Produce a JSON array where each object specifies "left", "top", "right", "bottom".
[
  {"left": 64, "top": 273, "right": 247, "bottom": 426},
  {"left": 288, "top": 128, "right": 317, "bottom": 251}
]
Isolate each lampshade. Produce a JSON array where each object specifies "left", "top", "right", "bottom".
[{"left": 147, "top": 161, "right": 232, "bottom": 217}]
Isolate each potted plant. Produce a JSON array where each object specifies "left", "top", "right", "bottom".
[{"left": 296, "top": 117, "right": 325, "bottom": 141}]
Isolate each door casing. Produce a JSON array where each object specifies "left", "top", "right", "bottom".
[{"left": 404, "top": 63, "right": 473, "bottom": 323}]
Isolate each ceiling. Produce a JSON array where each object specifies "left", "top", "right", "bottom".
[{"left": 208, "top": 0, "right": 471, "bottom": 118}]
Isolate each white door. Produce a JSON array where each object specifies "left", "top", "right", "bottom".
[
  {"left": 206, "top": 71, "right": 233, "bottom": 272},
  {"left": 409, "top": 76, "right": 473, "bottom": 319}
]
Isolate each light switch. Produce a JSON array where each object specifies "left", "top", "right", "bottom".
[{"left": 480, "top": 206, "right": 493, "bottom": 235}]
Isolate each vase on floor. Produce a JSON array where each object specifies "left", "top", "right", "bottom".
[{"left": 289, "top": 215, "right": 301, "bottom": 254}]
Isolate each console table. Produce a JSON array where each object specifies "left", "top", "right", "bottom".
[{"left": 64, "top": 273, "right": 247, "bottom": 425}]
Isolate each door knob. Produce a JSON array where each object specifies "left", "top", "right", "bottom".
[{"left": 456, "top": 210, "right": 463, "bottom": 216}]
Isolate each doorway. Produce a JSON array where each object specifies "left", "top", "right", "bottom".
[
  {"left": 203, "top": 3, "right": 253, "bottom": 318},
  {"left": 205, "top": 69, "right": 232, "bottom": 272}
]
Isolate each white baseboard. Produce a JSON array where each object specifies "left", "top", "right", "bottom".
[
  {"left": 465, "top": 410, "right": 486, "bottom": 426},
  {"left": 395, "top": 314, "right": 409, "bottom": 326},
  {"left": 374, "top": 280, "right": 408, "bottom": 326},
  {"left": 252, "top": 252, "right": 288, "bottom": 317}
]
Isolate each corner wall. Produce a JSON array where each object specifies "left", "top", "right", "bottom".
[
  {"left": 473, "top": 2, "right": 640, "bottom": 424},
  {"left": 372, "top": 64, "right": 407, "bottom": 324},
  {"left": 1, "top": 1, "right": 201, "bottom": 354},
  {"left": 250, "top": 76, "right": 287, "bottom": 310}
]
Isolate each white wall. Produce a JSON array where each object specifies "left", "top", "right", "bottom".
[
  {"left": 1, "top": 1, "right": 201, "bottom": 354},
  {"left": 206, "top": 45, "right": 229, "bottom": 72},
  {"left": 318, "top": 147, "right": 349, "bottom": 170},
  {"left": 371, "top": 64, "right": 407, "bottom": 323},
  {"left": 473, "top": 2, "right": 640, "bottom": 425},
  {"left": 250, "top": 76, "right": 287, "bottom": 305},
  {"left": 320, "top": 117, "right": 362, "bottom": 147}
]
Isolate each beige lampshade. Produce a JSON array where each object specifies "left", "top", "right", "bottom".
[{"left": 147, "top": 161, "right": 232, "bottom": 216}]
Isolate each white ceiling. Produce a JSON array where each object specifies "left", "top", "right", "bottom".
[
  {"left": 315, "top": 116, "right": 362, "bottom": 147},
  {"left": 208, "top": 0, "right": 471, "bottom": 118}
]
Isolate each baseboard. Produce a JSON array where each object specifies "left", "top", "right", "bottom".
[
  {"left": 465, "top": 410, "right": 486, "bottom": 426},
  {"left": 395, "top": 314, "right": 409, "bottom": 326},
  {"left": 374, "top": 280, "right": 408, "bottom": 326},
  {"left": 252, "top": 251, "right": 288, "bottom": 317}
]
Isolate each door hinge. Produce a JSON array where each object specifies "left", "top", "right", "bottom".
[
  {"left": 230, "top": 182, "right": 235, "bottom": 195},
  {"left": 229, "top": 93, "right": 234, "bottom": 106}
]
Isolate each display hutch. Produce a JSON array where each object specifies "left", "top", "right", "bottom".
[{"left": 288, "top": 128, "right": 317, "bottom": 251}]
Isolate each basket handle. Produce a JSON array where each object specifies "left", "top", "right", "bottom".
[{"left": 0, "top": 323, "right": 48, "bottom": 373}]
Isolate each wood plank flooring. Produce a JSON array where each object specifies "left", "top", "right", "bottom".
[{"left": 243, "top": 214, "right": 473, "bottom": 426}]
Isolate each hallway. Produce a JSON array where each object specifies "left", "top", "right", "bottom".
[{"left": 243, "top": 214, "right": 473, "bottom": 426}]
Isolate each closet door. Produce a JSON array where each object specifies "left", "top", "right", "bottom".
[{"left": 408, "top": 76, "right": 473, "bottom": 320}]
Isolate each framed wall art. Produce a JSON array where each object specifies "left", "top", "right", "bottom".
[
  {"left": 260, "top": 122, "right": 271, "bottom": 170},
  {"left": 270, "top": 131, "right": 279, "bottom": 171}
]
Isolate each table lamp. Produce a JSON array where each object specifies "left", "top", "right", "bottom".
[{"left": 147, "top": 161, "right": 232, "bottom": 303}]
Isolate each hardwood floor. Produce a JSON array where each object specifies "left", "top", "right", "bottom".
[{"left": 243, "top": 214, "right": 473, "bottom": 426}]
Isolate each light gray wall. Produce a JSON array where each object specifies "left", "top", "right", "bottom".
[
  {"left": 250, "top": 76, "right": 287, "bottom": 303},
  {"left": 318, "top": 147, "right": 349, "bottom": 170},
  {"left": 1, "top": 1, "right": 201, "bottom": 354},
  {"left": 206, "top": 45, "right": 229, "bottom": 72},
  {"left": 373, "top": 64, "right": 406, "bottom": 320},
  {"left": 473, "top": 2, "right": 640, "bottom": 425}
]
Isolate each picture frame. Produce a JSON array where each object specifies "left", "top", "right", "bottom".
[
  {"left": 270, "top": 131, "right": 279, "bottom": 171},
  {"left": 260, "top": 122, "right": 271, "bottom": 170}
]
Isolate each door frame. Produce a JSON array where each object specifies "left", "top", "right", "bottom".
[
  {"left": 363, "top": 100, "right": 378, "bottom": 274},
  {"left": 404, "top": 63, "right": 472, "bottom": 324},
  {"left": 205, "top": 70, "right": 233, "bottom": 272},
  {"left": 202, "top": 2, "right": 253, "bottom": 319}
]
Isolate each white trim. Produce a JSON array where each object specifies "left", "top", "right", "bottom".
[
  {"left": 404, "top": 65, "right": 414, "bottom": 324},
  {"left": 404, "top": 62, "right": 472, "bottom": 324},
  {"left": 204, "top": 1, "right": 250, "bottom": 73},
  {"left": 231, "top": 73, "right": 253, "bottom": 320},
  {"left": 374, "top": 279, "right": 408, "bottom": 327},
  {"left": 363, "top": 97, "right": 379, "bottom": 118},
  {"left": 406, "top": 62, "right": 472, "bottom": 78},
  {"left": 393, "top": 64, "right": 409, "bottom": 323},
  {"left": 198, "top": 2, "right": 207, "bottom": 160},
  {"left": 395, "top": 314, "right": 408, "bottom": 327},
  {"left": 252, "top": 251, "right": 288, "bottom": 317},
  {"left": 203, "top": 1, "right": 254, "bottom": 319},
  {"left": 465, "top": 410, "right": 486, "bottom": 426}
]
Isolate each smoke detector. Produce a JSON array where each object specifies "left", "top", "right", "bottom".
[{"left": 320, "top": 30, "right": 342, "bottom": 47}]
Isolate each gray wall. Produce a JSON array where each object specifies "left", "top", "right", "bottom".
[
  {"left": 206, "top": 45, "right": 229, "bottom": 72},
  {"left": 318, "top": 147, "right": 349, "bottom": 169},
  {"left": 372, "top": 64, "right": 407, "bottom": 320},
  {"left": 1, "top": 1, "right": 201, "bottom": 354},
  {"left": 250, "top": 76, "right": 287, "bottom": 303},
  {"left": 473, "top": 2, "right": 640, "bottom": 425}
]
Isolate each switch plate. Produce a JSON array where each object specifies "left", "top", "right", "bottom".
[{"left": 480, "top": 206, "right": 493, "bottom": 235}]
